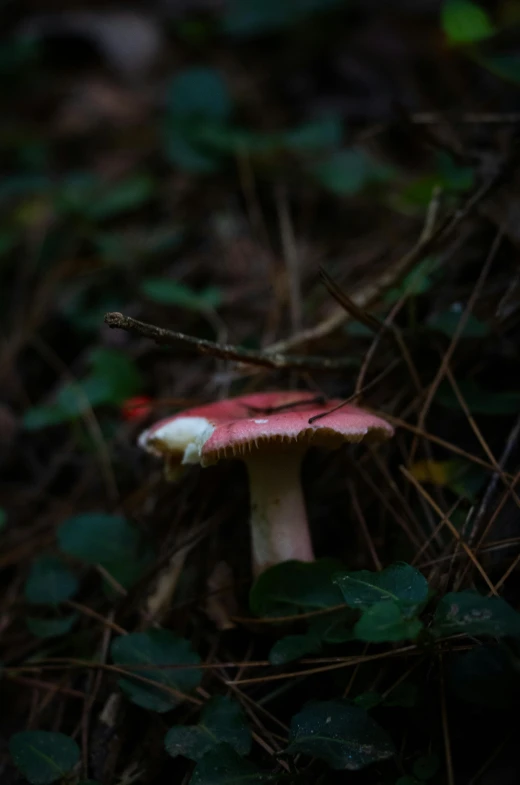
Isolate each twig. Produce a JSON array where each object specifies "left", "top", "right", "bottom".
[
  {"left": 104, "top": 312, "right": 357, "bottom": 371},
  {"left": 439, "top": 655, "right": 455, "bottom": 785},
  {"left": 419, "top": 185, "right": 442, "bottom": 243},
  {"left": 30, "top": 335, "right": 119, "bottom": 502},
  {"left": 468, "top": 731, "right": 513, "bottom": 785},
  {"left": 319, "top": 266, "right": 384, "bottom": 333},
  {"left": 409, "top": 229, "right": 502, "bottom": 463},
  {"left": 467, "top": 415, "right": 520, "bottom": 548},
  {"left": 412, "top": 111, "right": 520, "bottom": 124},
  {"left": 276, "top": 183, "right": 302, "bottom": 333},
  {"left": 320, "top": 264, "right": 423, "bottom": 394},
  {"left": 444, "top": 365, "right": 520, "bottom": 509},
  {"left": 492, "top": 551, "right": 520, "bottom": 594},
  {"left": 350, "top": 480, "right": 382, "bottom": 570},
  {"left": 264, "top": 171, "right": 504, "bottom": 354},
  {"left": 226, "top": 645, "right": 419, "bottom": 686},
  {"left": 382, "top": 412, "right": 506, "bottom": 475},
  {"left": 308, "top": 357, "right": 401, "bottom": 423},
  {"left": 400, "top": 465, "right": 497, "bottom": 594}
]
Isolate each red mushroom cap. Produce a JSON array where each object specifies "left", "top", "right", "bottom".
[{"left": 139, "top": 391, "right": 393, "bottom": 468}]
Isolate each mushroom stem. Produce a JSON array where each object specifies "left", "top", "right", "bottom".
[{"left": 244, "top": 449, "right": 314, "bottom": 576}]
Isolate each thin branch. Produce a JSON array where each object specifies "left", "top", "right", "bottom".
[
  {"left": 400, "top": 465, "right": 497, "bottom": 594},
  {"left": 264, "top": 171, "right": 502, "bottom": 354},
  {"left": 445, "top": 364, "right": 520, "bottom": 509},
  {"left": 410, "top": 228, "right": 502, "bottom": 463},
  {"left": 439, "top": 655, "right": 455, "bottom": 785},
  {"left": 226, "top": 645, "right": 420, "bottom": 686},
  {"left": 104, "top": 312, "right": 357, "bottom": 371},
  {"left": 467, "top": 415, "right": 520, "bottom": 547}
]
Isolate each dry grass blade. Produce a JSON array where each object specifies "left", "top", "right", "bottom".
[
  {"left": 439, "top": 655, "right": 455, "bottom": 785},
  {"left": 227, "top": 645, "right": 419, "bottom": 686},
  {"left": 400, "top": 465, "right": 497, "bottom": 594},
  {"left": 319, "top": 266, "right": 384, "bottom": 333},
  {"left": 265, "top": 170, "right": 504, "bottom": 354},
  {"left": 383, "top": 413, "right": 505, "bottom": 475},
  {"left": 410, "top": 229, "right": 503, "bottom": 462},
  {"left": 444, "top": 365, "right": 520, "bottom": 509}
]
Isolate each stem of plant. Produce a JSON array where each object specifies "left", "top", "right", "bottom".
[{"left": 245, "top": 448, "right": 314, "bottom": 576}]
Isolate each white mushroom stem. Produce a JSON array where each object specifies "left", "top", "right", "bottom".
[{"left": 244, "top": 448, "right": 314, "bottom": 577}]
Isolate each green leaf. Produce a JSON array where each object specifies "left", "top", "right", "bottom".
[
  {"left": 0, "top": 174, "right": 51, "bottom": 201},
  {"left": 436, "top": 151, "right": 475, "bottom": 191},
  {"left": 86, "top": 175, "right": 154, "bottom": 220},
  {"left": 354, "top": 601, "right": 423, "bottom": 643},
  {"left": 384, "top": 681, "right": 418, "bottom": 708},
  {"left": 249, "top": 559, "right": 344, "bottom": 618},
  {"left": 167, "top": 68, "right": 232, "bottom": 121},
  {"left": 413, "top": 753, "right": 440, "bottom": 780},
  {"left": 23, "top": 401, "right": 77, "bottom": 430},
  {"left": 57, "top": 513, "right": 153, "bottom": 590},
  {"left": 427, "top": 308, "right": 489, "bottom": 338},
  {"left": 353, "top": 692, "right": 382, "bottom": 711},
  {"left": 223, "top": 0, "right": 344, "bottom": 36},
  {"left": 307, "top": 607, "right": 357, "bottom": 643},
  {"left": 23, "top": 349, "right": 142, "bottom": 430},
  {"left": 58, "top": 512, "right": 139, "bottom": 563},
  {"left": 333, "top": 563, "right": 429, "bottom": 612},
  {"left": 190, "top": 745, "right": 276, "bottom": 784},
  {"left": 408, "top": 458, "right": 487, "bottom": 502},
  {"left": 141, "top": 279, "right": 222, "bottom": 311},
  {"left": 286, "top": 700, "right": 395, "bottom": 770},
  {"left": 385, "top": 257, "right": 438, "bottom": 303},
  {"left": 310, "top": 148, "right": 393, "bottom": 195},
  {"left": 435, "top": 380, "right": 520, "bottom": 415},
  {"left": 268, "top": 633, "right": 322, "bottom": 665},
  {"left": 60, "top": 290, "right": 125, "bottom": 334},
  {"left": 283, "top": 116, "right": 343, "bottom": 152},
  {"left": 165, "top": 696, "right": 251, "bottom": 761},
  {"left": 447, "top": 463, "right": 487, "bottom": 501},
  {"left": 9, "top": 731, "right": 80, "bottom": 785},
  {"left": 0, "top": 230, "right": 19, "bottom": 257},
  {"left": 88, "top": 348, "right": 142, "bottom": 404},
  {"left": 432, "top": 591, "right": 520, "bottom": 638},
  {"left": 195, "top": 124, "right": 281, "bottom": 156},
  {"left": 269, "top": 605, "right": 356, "bottom": 664},
  {"left": 111, "top": 629, "right": 202, "bottom": 713},
  {"left": 0, "top": 39, "right": 39, "bottom": 73},
  {"left": 398, "top": 174, "right": 444, "bottom": 208},
  {"left": 449, "top": 644, "right": 520, "bottom": 708},
  {"left": 55, "top": 173, "right": 154, "bottom": 221},
  {"left": 24, "top": 556, "right": 79, "bottom": 605},
  {"left": 441, "top": 0, "right": 494, "bottom": 44},
  {"left": 480, "top": 54, "right": 520, "bottom": 84},
  {"left": 0, "top": 507, "right": 6, "bottom": 530},
  {"left": 54, "top": 172, "right": 97, "bottom": 213},
  {"left": 164, "top": 126, "right": 223, "bottom": 173},
  {"left": 26, "top": 614, "right": 78, "bottom": 639}
]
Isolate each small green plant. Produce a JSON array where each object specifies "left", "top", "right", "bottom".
[
  {"left": 111, "top": 629, "right": 202, "bottom": 713},
  {"left": 57, "top": 512, "right": 154, "bottom": 592},
  {"left": 442, "top": 0, "right": 495, "bottom": 44},
  {"left": 441, "top": 0, "right": 520, "bottom": 84},
  {"left": 9, "top": 731, "right": 80, "bottom": 785},
  {"left": 14, "top": 558, "right": 520, "bottom": 782},
  {"left": 23, "top": 348, "right": 143, "bottom": 430}
]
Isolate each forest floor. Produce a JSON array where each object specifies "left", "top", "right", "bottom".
[{"left": 1, "top": 2, "right": 520, "bottom": 784}]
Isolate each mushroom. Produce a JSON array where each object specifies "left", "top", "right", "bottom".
[{"left": 139, "top": 391, "right": 393, "bottom": 576}]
